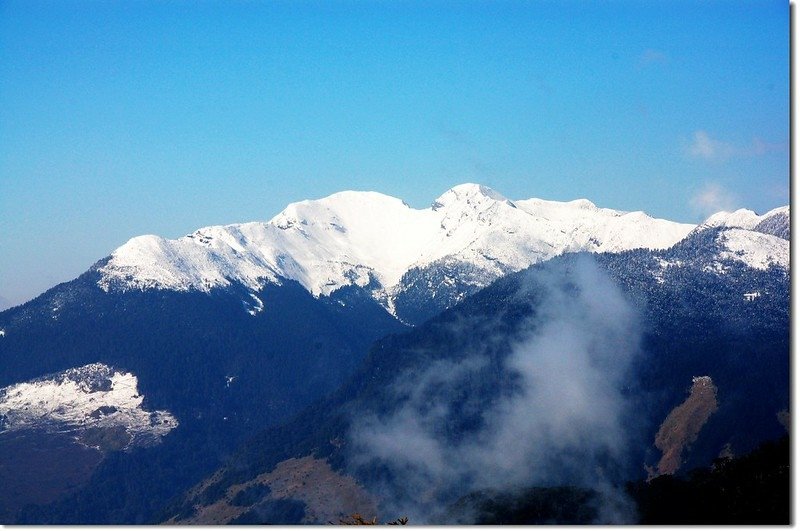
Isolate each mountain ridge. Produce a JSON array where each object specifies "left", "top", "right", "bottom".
[{"left": 95, "top": 184, "right": 728, "bottom": 320}]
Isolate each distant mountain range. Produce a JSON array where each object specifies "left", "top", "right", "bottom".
[
  {"left": 0, "top": 184, "right": 788, "bottom": 524},
  {"left": 96, "top": 183, "right": 700, "bottom": 323}
]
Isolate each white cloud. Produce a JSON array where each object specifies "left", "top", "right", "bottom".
[
  {"left": 690, "top": 182, "right": 738, "bottom": 216},
  {"left": 686, "top": 131, "right": 786, "bottom": 162},
  {"left": 687, "top": 131, "right": 735, "bottom": 161}
]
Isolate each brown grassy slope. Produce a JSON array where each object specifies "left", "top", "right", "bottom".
[
  {"left": 167, "top": 455, "right": 377, "bottom": 524},
  {"left": 652, "top": 376, "right": 718, "bottom": 476}
]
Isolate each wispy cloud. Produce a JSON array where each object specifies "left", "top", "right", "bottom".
[
  {"left": 686, "top": 130, "right": 786, "bottom": 162},
  {"left": 686, "top": 131, "right": 735, "bottom": 161},
  {"left": 690, "top": 182, "right": 738, "bottom": 216},
  {"left": 749, "top": 137, "right": 786, "bottom": 156},
  {"left": 347, "top": 257, "right": 642, "bottom": 524}
]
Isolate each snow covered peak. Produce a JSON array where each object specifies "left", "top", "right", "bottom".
[
  {"left": 702, "top": 208, "right": 761, "bottom": 230},
  {"left": 97, "top": 185, "right": 707, "bottom": 314},
  {"left": 278, "top": 190, "right": 411, "bottom": 219},
  {"left": 762, "top": 205, "right": 790, "bottom": 217},
  {"left": 432, "top": 183, "right": 514, "bottom": 210},
  {"left": 693, "top": 205, "right": 790, "bottom": 241},
  {"left": 753, "top": 206, "right": 790, "bottom": 240},
  {"left": 567, "top": 198, "right": 597, "bottom": 210}
]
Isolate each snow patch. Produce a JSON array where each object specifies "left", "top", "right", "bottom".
[
  {"left": 650, "top": 257, "right": 689, "bottom": 284},
  {"left": 244, "top": 293, "right": 264, "bottom": 316},
  {"left": 717, "top": 229, "right": 789, "bottom": 270},
  {"left": 0, "top": 363, "right": 178, "bottom": 447},
  {"left": 692, "top": 375, "right": 714, "bottom": 386},
  {"left": 703, "top": 262, "right": 729, "bottom": 275}
]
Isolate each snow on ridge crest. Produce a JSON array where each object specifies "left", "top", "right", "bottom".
[
  {"left": 98, "top": 184, "right": 701, "bottom": 305},
  {"left": 701, "top": 208, "right": 761, "bottom": 230},
  {"left": 699, "top": 205, "right": 790, "bottom": 232}
]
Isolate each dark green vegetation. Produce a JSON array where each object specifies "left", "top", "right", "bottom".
[
  {"left": 0, "top": 430, "right": 103, "bottom": 521},
  {"left": 629, "top": 435, "right": 790, "bottom": 524},
  {"left": 162, "top": 229, "right": 789, "bottom": 524},
  {"left": 0, "top": 266, "right": 407, "bottom": 523},
  {"left": 447, "top": 486, "right": 601, "bottom": 524},
  {"left": 442, "top": 435, "right": 789, "bottom": 524},
  {"left": 605, "top": 229, "right": 789, "bottom": 472},
  {"left": 230, "top": 483, "right": 272, "bottom": 507},
  {"left": 392, "top": 257, "right": 499, "bottom": 325}
]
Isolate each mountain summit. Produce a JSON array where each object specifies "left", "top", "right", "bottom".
[
  {"left": 97, "top": 184, "right": 702, "bottom": 320},
  {"left": 431, "top": 182, "right": 515, "bottom": 209}
]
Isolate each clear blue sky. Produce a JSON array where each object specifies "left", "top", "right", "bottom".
[{"left": 0, "top": 0, "right": 789, "bottom": 307}]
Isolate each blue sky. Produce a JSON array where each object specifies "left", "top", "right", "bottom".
[{"left": 0, "top": 0, "right": 789, "bottom": 306}]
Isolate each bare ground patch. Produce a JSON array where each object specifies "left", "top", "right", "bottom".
[
  {"left": 650, "top": 376, "right": 718, "bottom": 477},
  {"left": 168, "top": 455, "right": 377, "bottom": 524}
]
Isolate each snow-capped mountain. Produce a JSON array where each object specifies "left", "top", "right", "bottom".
[
  {"left": 97, "top": 184, "right": 697, "bottom": 320},
  {"left": 649, "top": 226, "right": 789, "bottom": 279},
  {"left": 0, "top": 183, "right": 789, "bottom": 524},
  {"left": 696, "top": 205, "right": 790, "bottom": 240}
]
